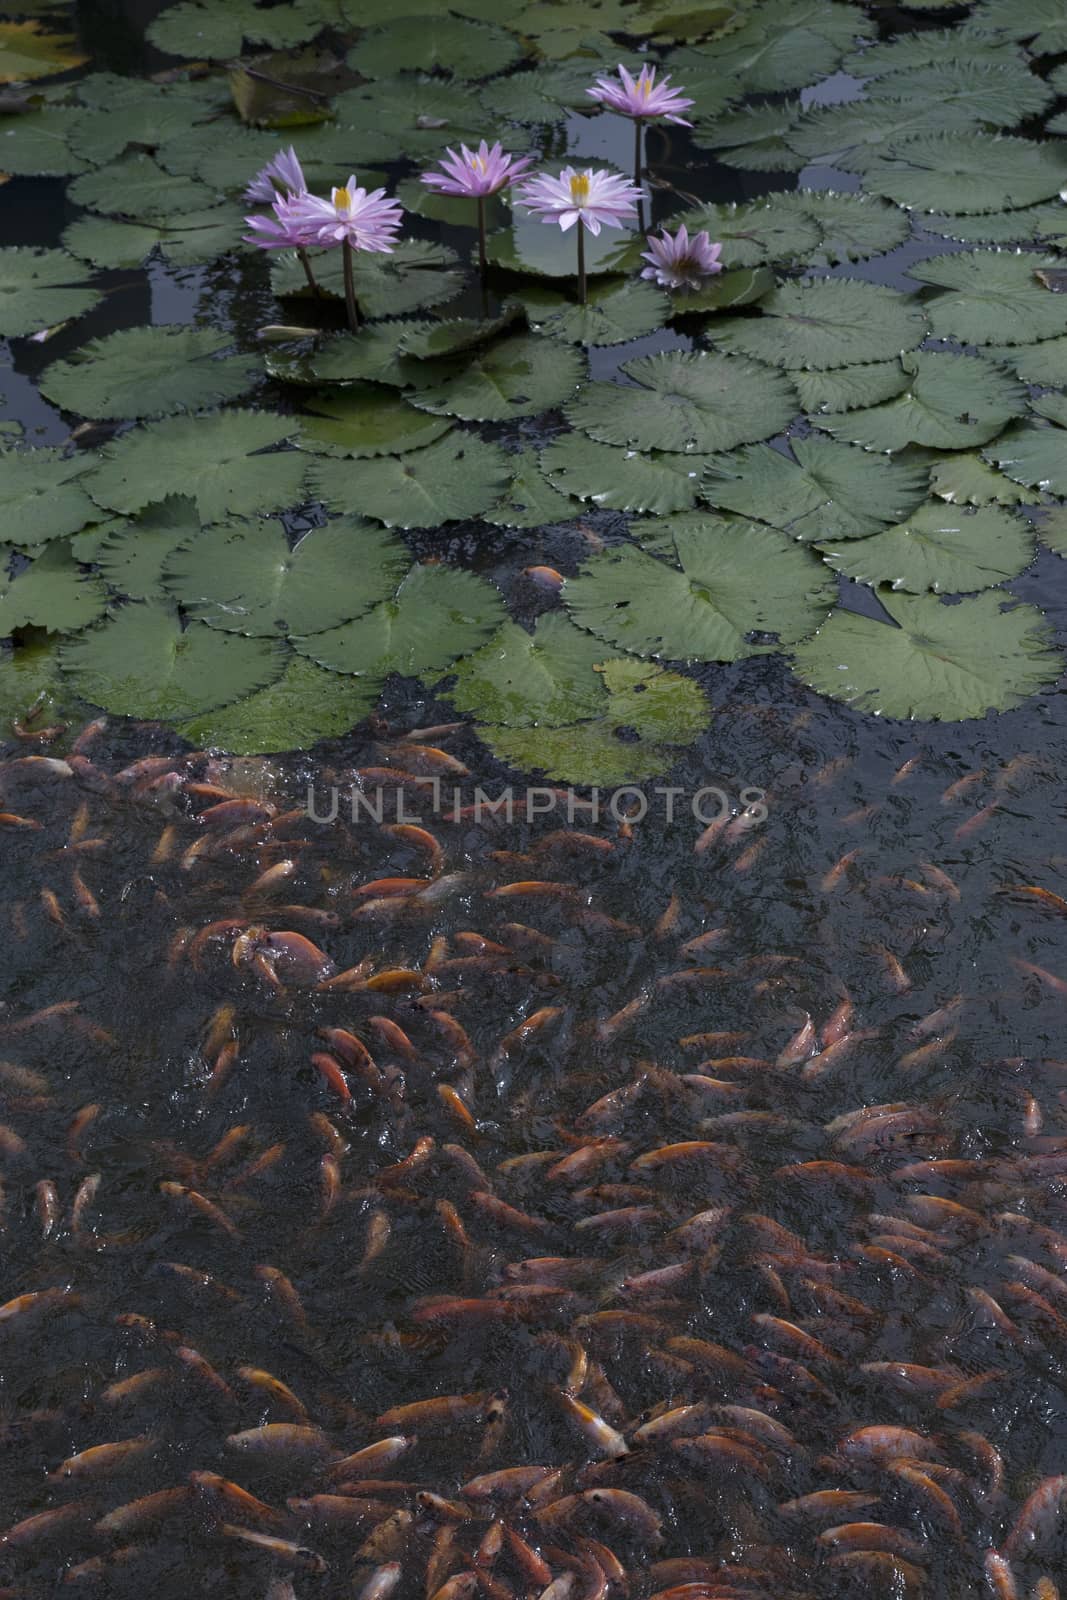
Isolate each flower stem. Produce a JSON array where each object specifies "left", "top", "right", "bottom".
[
  {"left": 298, "top": 247, "right": 322, "bottom": 297},
  {"left": 477, "top": 194, "right": 488, "bottom": 277},
  {"left": 576, "top": 221, "right": 586, "bottom": 305},
  {"left": 634, "top": 119, "right": 643, "bottom": 192},
  {"left": 342, "top": 239, "right": 360, "bottom": 334}
]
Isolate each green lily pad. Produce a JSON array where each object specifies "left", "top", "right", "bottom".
[
  {"left": 158, "top": 120, "right": 390, "bottom": 192},
  {"left": 479, "top": 60, "right": 598, "bottom": 122},
  {"left": 865, "top": 60, "right": 1053, "bottom": 128},
  {"left": 667, "top": 199, "right": 820, "bottom": 268},
  {"left": 818, "top": 503, "right": 1035, "bottom": 593},
  {"left": 347, "top": 15, "right": 521, "bottom": 77},
  {"left": 395, "top": 178, "right": 508, "bottom": 229},
  {"left": 60, "top": 601, "right": 286, "bottom": 719},
  {"left": 910, "top": 252, "right": 1067, "bottom": 346},
  {"left": 297, "top": 564, "right": 505, "bottom": 677},
  {"left": 0, "top": 108, "right": 88, "bottom": 176},
  {"left": 177, "top": 652, "right": 381, "bottom": 754},
  {"left": 670, "top": 267, "right": 775, "bottom": 315},
  {"left": 0, "top": 247, "right": 100, "bottom": 338},
  {"left": 792, "top": 589, "right": 1063, "bottom": 720},
  {"left": 813, "top": 352, "right": 1025, "bottom": 452},
  {"left": 1030, "top": 506, "right": 1067, "bottom": 558},
  {"left": 988, "top": 336, "right": 1067, "bottom": 386},
  {"left": 68, "top": 153, "right": 216, "bottom": 220},
  {"left": 786, "top": 100, "right": 979, "bottom": 170},
  {"left": 75, "top": 79, "right": 225, "bottom": 165},
  {"left": 982, "top": 423, "right": 1067, "bottom": 498},
  {"left": 862, "top": 133, "right": 1066, "bottom": 214},
  {"left": 692, "top": 100, "right": 805, "bottom": 172},
  {"left": 701, "top": 437, "right": 929, "bottom": 541},
  {"left": 563, "top": 522, "right": 835, "bottom": 662},
  {"left": 39, "top": 327, "right": 260, "bottom": 421},
  {"left": 406, "top": 334, "right": 584, "bottom": 422},
  {"left": 86, "top": 411, "right": 305, "bottom": 523},
  {"left": 540, "top": 436, "right": 709, "bottom": 515},
  {"left": 485, "top": 214, "right": 642, "bottom": 280},
  {"left": 332, "top": 77, "right": 487, "bottom": 157},
  {"left": 1031, "top": 393, "right": 1067, "bottom": 430},
  {"left": 299, "top": 389, "right": 452, "bottom": 457},
  {"left": 483, "top": 449, "right": 584, "bottom": 529},
  {"left": 920, "top": 205, "right": 1067, "bottom": 247},
  {"left": 0, "top": 20, "right": 87, "bottom": 82},
  {"left": 445, "top": 613, "right": 609, "bottom": 726},
  {"left": 0, "top": 542, "right": 108, "bottom": 635},
  {"left": 929, "top": 452, "right": 1031, "bottom": 506},
  {"left": 148, "top": 0, "right": 329, "bottom": 60},
  {"left": 396, "top": 306, "right": 524, "bottom": 359},
  {"left": 970, "top": 0, "right": 1067, "bottom": 54},
  {"left": 707, "top": 278, "right": 927, "bottom": 371},
  {"left": 478, "top": 660, "right": 711, "bottom": 785},
  {"left": 779, "top": 190, "right": 913, "bottom": 266},
  {"left": 93, "top": 497, "right": 202, "bottom": 600},
  {"left": 63, "top": 206, "right": 248, "bottom": 270},
  {"left": 163, "top": 516, "right": 408, "bottom": 636},
  {"left": 0, "top": 448, "right": 97, "bottom": 547},
  {"left": 270, "top": 240, "right": 464, "bottom": 318},
  {"left": 518, "top": 278, "right": 670, "bottom": 346},
  {"left": 793, "top": 361, "right": 910, "bottom": 416},
  {"left": 308, "top": 433, "right": 512, "bottom": 528},
  {"left": 566, "top": 351, "right": 798, "bottom": 455},
  {"left": 270, "top": 324, "right": 430, "bottom": 388}
]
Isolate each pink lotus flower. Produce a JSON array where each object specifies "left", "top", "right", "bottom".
[
  {"left": 641, "top": 224, "right": 723, "bottom": 291},
  {"left": 517, "top": 166, "right": 641, "bottom": 237},
  {"left": 243, "top": 192, "right": 319, "bottom": 251},
  {"left": 244, "top": 146, "right": 307, "bottom": 205},
  {"left": 421, "top": 140, "right": 533, "bottom": 199},
  {"left": 288, "top": 177, "right": 404, "bottom": 253},
  {"left": 587, "top": 63, "right": 693, "bottom": 126}
]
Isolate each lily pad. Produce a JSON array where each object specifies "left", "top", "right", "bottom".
[
  {"left": 1031, "top": 506, "right": 1067, "bottom": 558},
  {"left": 445, "top": 613, "right": 609, "bottom": 726},
  {"left": 396, "top": 307, "right": 524, "bottom": 359},
  {"left": 93, "top": 497, "right": 202, "bottom": 600},
  {"left": 792, "top": 361, "right": 910, "bottom": 416},
  {"left": 0, "top": 108, "right": 88, "bottom": 177},
  {"left": 39, "top": 327, "right": 260, "bottom": 421},
  {"left": 347, "top": 15, "right": 521, "bottom": 77},
  {"left": 668, "top": 199, "right": 820, "bottom": 268},
  {"left": 332, "top": 78, "right": 487, "bottom": 157},
  {"left": 929, "top": 452, "right": 1031, "bottom": 506},
  {"left": 270, "top": 240, "right": 464, "bottom": 318},
  {"left": 563, "top": 522, "right": 835, "bottom": 662},
  {"left": 308, "top": 433, "right": 512, "bottom": 528},
  {"left": 920, "top": 205, "right": 1067, "bottom": 247},
  {"left": 68, "top": 153, "right": 216, "bottom": 220},
  {"left": 970, "top": 0, "right": 1067, "bottom": 54},
  {"left": 483, "top": 450, "right": 584, "bottom": 528},
  {"left": 0, "top": 247, "right": 100, "bottom": 338},
  {"left": 813, "top": 352, "right": 1025, "bottom": 452},
  {"left": 540, "top": 436, "right": 709, "bottom": 515},
  {"left": 862, "top": 133, "right": 1066, "bottom": 214},
  {"left": 786, "top": 100, "right": 978, "bottom": 170},
  {"left": 148, "top": 0, "right": 328, "bottom": 60},
  {"left": 566, "top": 351, "right": 798, "bottom": 455},
  {"left": 0, "top": 632, "right": 79, "bottom": 733},
  {"left": 0, "top": 21, "right": 87, "bottom": 83},
  {"left": 406, "top": 334, "right": 584, "bottom": 422},
  {"left": 518, "top": 278, "right": 670, "bottom": 346},
  {"left": 701, "top": 437, "right": 929, "bottom": 541},
  {"left": 842, "top": 27, "right": 1018, "bottom": 79},
  {"left": 164, "top": 516, "right": 408, "bottom": 637},
  {"left": 865, "top": 60, "right": 1053, "bottom": 128},
  {"left": 910, "top": 251, "right": 1067, "bottom": 346},
  {"left": 86, "top": 411, "right": 306, "bottom": 523},
  {"left": 273, "top": 324, "right": 430, "bottom": 388},
  {"left": 982, "top": 423, "right": 1067, "bottom": 498},
  {"left": 708, "top": 278, "right": 927, "bottom": 372},
  {"left": 0, "top": 542, "right": 108, "bottom": 635},
  {"left": 485, "top": 214, "right": 642, "bottom": 280},
  {"left": 791, "top": 589, "right": 1062, "bottom": 719},
  {"left": 670, "top": 267, "right": 775, "bottom": 315},
  {"left": 297, "top": 564, "right": 505, "bottom": 677},
  {"left": 988, "top": 336, "right": 1067, "bottom": 386},
  {"left": 62, "top": 206, "right": 248, "bottom": 270},
  {"left": 177, "top": 652, "right": 381, "bottom": 754},
  {"left": 818, "top": 503, "right": 1035, "bottom": 593},
  {"left": 60, "top": 601, "right": 286, "bottom": 719},
  {"left": 778, "top": 190, "right": 912, "bottom": 266},
  {"left": 0, "top": 448, "right": 97, "bottom": 547},
  {"left": 299, "top": 389, "right": 452, "bottom": 457}
]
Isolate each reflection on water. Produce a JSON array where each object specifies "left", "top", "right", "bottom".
[{"left": 3, "top": 684, "right": 1067, "bottom": 1596}]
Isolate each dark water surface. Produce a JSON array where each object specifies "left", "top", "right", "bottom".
[{"left": 4, "top": 2, "right": 1067, "bottom": 1598}]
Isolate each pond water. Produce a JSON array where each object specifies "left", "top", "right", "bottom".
[{"left": 3, "top": 0, "right": 1067, "bottom": 1596}]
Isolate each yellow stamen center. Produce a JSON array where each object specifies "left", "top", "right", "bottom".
[
  {"left": 569, "top": 172, "right": 590, "bottom": 205},
  {"left": 641, "top": 75, "right": 652, "bottom": 98},
  {"left": 332, "top": 187, "right": 351, "bottom": 212},
  {"left": 470, "top": 154, "right": 486, "bottom": 174}
]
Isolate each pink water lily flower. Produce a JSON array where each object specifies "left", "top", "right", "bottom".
[
  {"left": 243, "top": 192, "right": 319, "bottom": 251},
  {"left": 587, "top": 63, "right": 694, "bottom": 126},
  {"left": 421, "top": 140, "right": 533, "bottom": 198},
  {"left": 289, "top": 177, "right": 404, "bottom": 253},
  {"left": 641, "top": 224, "right": 723, "bottom": 291},
  {"left": 244, "top": 146, "right": 308, "bottom": 204},
  {"left": 517, "top": 166, "right": 641, "bottom": 237}
]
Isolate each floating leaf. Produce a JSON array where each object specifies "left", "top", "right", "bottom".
[
  {"left": 672, "top": 3, "right": 864, "bottom": 94},
  {"left": 0, "top": 542, "right": 108, "bottom": 635},
  {"left": 708, "top": 278, "right": 926, "bottom": 372},
  {"left": 332, "top": 78, "right": 488, "bottom": 156},
  {"left": 692, "top": 100, "right": 804, "bottom": 172},
  {"left": 298, "top": 564, "right": 505, "bottom": 677},
  {"left": 701, "top": 437, "right": 929, "bottom": 541},
  {"left": 68, "top": 153, "right": 216, "bottom": 220},
  {"left": 445, "top": 613, "right": 608, "bottom": 726},
  {"left": 929, "top": 452, "right": 1031, "bottom": 506},
  {"left": 158, "top": 120, "right": 390, "bottom": 192},
  {"left": 862, "top": 133, "right": 1066, "bottom": 214},
  {"left": 842, "top": 27, "right": 1018, "bottom": 79},
  {"left": 0, "top": 448, "right": 97, "bottom": 546},
  {"left": 1031, "top": 505, "right": 1067, "bottom": 558},
  {"left": 518, "top": 278, "right": 670, "bottom": 346},
  {"left": 308, "top": 433, "right": 511, "bottom": 528},
  {"left": 919, "top": 205, "right": 1067, "bottom": 247},
  {"left": 86, "top": 411, "right": 305, "bottom": 523},
  {"left": 406, "top": 334, "right": 584, "bottom": 422},
  {"left": 793, "top": 361, "right": 909, "bottom": 416},
  {"left": 667, "top": 199, "right": 820, "bottom": 268},
  {"left": 982, "top": 423, "right": 1067, "bottom": 498},
  {"left": 164, "top": 515, "right": 407, "bottom": 637},
  {"left": 988, "top": 337, "right": 1067, "bottom": 386},
  {"left": 485, "top": 214, "right": 642, "bottom": 279},
  {"left": 0, "top": 20, "right": 86, "bottom": 83},
  {"left": 478, "top": 660, "right": 711, "bottom": 785},
  {"left": 479, "top": 60, "right": 597, "bottom": 122},
  {"left": 395, "top": 177, "right": 507, "bottom": 229},
  {"left": 791, "top": 590, "right": 1063, "bottom": 720},
  {"left": 910, "top": 251, "right": 1067, "bottom": 346},
  {"left": 626, "top": 510, "right": 715, "bottom": 559},
  {"left": 819, "top": 503, "right": 1035, "bottom": 593},
  {"left": 564, "top": 522, "right": 834, "bottom": 662},
  {"left": 1031, "top": 393, "right": 1067, "bottom": 430},
  {"left": 396, "top": 306, "right": 524, "bottom": 359},
  {"left": 540, "top": 436, "right": 708, "bottom": 515},
  {"left": 148, "top": 0, "right": 328, "bottom": 60},
  {"left": 483, "top": 449, "right": 584, "bottom": 528},
  {"left": 786, "top": 101, "right": 977, "bottom": 170},
  {"left": 299, "top": 388, "right": 452, "bottom": 457},
  {"left": 814, "top": 352, "right": 1025, "bottom": 452},
  {"left": 865, "top": 60, "right": 1053, "bottom": 128},
  {"left": 0, "top": 108, "right": 88, "bottom": 176},
  {"left": 75, "top": 78, "right": 226, "bottom": 164},
  {"left": 970, "top": 0, "right": 1067, "bottom": 54},
  {"left": 670, "top": 267, "right": 775, "bottom": 315},
  {"left": 347, "top": 15, "right": 520, "bottom": 77},
  {"left": 63, "top": 206, "right": 247, "bottom": 269},
  {"left": 779, "top": 190, "right": 912, "bottom": 266},
  {"left": 270, "top": 240, "right": 464, "bottom": 317},
  {"left": 566, "top": 351, "right": 798, "bottom": 455},
  {"left": 177, "top": 652, "right": 380, "bottom": 754},
  {"left": 60, "top": 602, "right": 286, "bottom": 719},
  {"left": 272, "top": 324, "right": 430, "bottom": 388},
  {"left": 93, "top": 497, "right": 202, "bottom": 601},
  {"left": 39, "top": 327, "right": 259, "bottom": 421},
  {"left": 0, "top": 247, "right": 100, "bottom": 338}
]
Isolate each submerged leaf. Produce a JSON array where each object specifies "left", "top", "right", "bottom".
[{"left": 39, "top": 327, "right": 259, "bottom": 420}]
